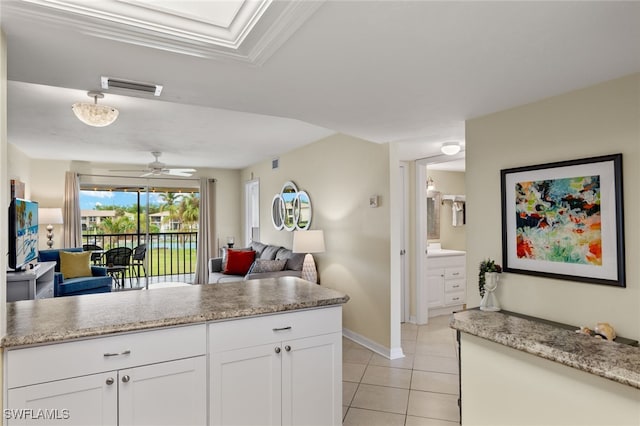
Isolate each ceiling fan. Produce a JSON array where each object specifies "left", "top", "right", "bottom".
[{"left": 111, "top": 152, "right": 196, "bottom": 177}]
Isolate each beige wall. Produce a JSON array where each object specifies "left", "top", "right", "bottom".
[
  {"left": 242, "top": 133, "right": 393, "bottom": 348},
  {"left": 466, "top": 73, "right": 640, "bottom": 339},
  {"left": 427, "top": 169, "right": 466, "bottom": 251}
]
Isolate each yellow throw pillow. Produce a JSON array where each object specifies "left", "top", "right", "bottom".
[{"left": 59, "top": 251, "right": 92, "bottom": 279}]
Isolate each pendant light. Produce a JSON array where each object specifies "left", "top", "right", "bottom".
[{"left": 72, "top": 91, "right": 119, "bottom": 127}]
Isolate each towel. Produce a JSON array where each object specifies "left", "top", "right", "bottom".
[{"left": 453, "top": 201, "right": 465, "bottom": 226}]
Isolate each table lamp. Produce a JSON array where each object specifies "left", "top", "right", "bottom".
[
  {"left": 38, "top": 208, "right": 63, "bottom": 248},
  {"left": 292, "top": 230, "right": 325, "bottom": 283}
]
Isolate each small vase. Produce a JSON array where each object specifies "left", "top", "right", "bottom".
[{"left": 480, "top": 272, "right": 501, "bottom": 312}]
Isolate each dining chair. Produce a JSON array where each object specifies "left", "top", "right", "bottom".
[
  {"left": 82, "top": 244, "right": 104, "bottom": 264},
  {"left": 130, "top": 244, "right": 148, "bottom": 284},
  {"left": 103, "top": 247, "right": 133, "bottom": 287}
]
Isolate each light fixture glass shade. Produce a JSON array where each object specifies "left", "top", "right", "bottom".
[
  {"left": 72, "top": 102, "right": 119, "bottom": 127},
  {"left": 441, "top": 142, "right": 461, "bottom": 156},
  {"left": 72, "top": 91, "right": 119, "bottom": 127}
]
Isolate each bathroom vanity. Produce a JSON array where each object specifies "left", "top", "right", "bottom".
[
  {"left": 426, "top": 248, "right": 466, "bottom": 317},
  {"left": 2, "top": 277, "right": 349, "bottom": 425}
]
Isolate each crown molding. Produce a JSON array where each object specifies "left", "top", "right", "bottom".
[{"left": 8, "top": 0, "right": 325, "bottom": 65}]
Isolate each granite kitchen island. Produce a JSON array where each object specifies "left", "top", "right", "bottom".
[
  {"left": 3, "top": 277, "right": 349, "bottom": 425},
  {"left": 451, "top": 309, "right": 640, "bottom": 426}
]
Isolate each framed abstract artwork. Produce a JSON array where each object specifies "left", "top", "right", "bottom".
[{"left": 501, "top": 154, "right": 625, "bottom": 287}]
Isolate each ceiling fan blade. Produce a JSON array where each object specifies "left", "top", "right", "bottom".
[
  {"left": 108, "top": 169, "right": 148, "bottom": 172},
  {"left": 165, "top": 169, "right": 195, "bottom": 177},
  {"left": 140, "top": 171, "right": 156, "bottom": 177}
]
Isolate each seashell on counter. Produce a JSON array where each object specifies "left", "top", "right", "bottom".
[{"left": 594, "top": 322, "right": 616, "bottom": 341}]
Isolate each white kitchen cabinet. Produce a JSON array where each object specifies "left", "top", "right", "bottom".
[
  {"left": 209, "top": 306, "right": 342, "bottom": 426},
  {"left": 427, "top": 253, "right": 466, "bottom": 317},
  {"left": 5, "top": 324, "right": 207, "bottom": 426}
]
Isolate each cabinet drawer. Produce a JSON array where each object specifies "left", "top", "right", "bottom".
[
  {"left": 209, "top": 306, "right": 342, "bottom": 352},
  {"left": 7, "top": 324, "right": 206, "bottom": 389},
  {"left": 445, "top": 268, "right": 465, "bottom": 280},
  {"left": 444, "top": 292, "right": 465, "bottom": 306},
  {"left": 445, "top": 279, "right": 466, "bottom": 293}
]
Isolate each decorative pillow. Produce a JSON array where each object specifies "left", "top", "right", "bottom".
[
  {"left": 59, "top": 251, "right": 92, "bottom": 279},
  {"left": 248, "top": 259, "right": 287, "bottom": 274},
  {"left": 223, "top": 249, "right": 256, "bottom": 275}
]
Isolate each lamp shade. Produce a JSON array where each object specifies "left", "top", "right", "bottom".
[
  {"left": 38, "top": 208, "right": 63, "bottom": 225},
  {"left": 292, "top": 230, "right": 325, "bottom": 254}
]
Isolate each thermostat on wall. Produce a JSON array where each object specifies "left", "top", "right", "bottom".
[{"left": 369, "top": 195, "right": 379, "bottom": 208}]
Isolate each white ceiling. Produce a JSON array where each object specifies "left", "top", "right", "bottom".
[{"left": 2, "top": 0, "right": 639, "bottom": 170}]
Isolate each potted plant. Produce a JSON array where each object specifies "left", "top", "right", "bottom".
[{"left": 478, "top": 259, "right": 502, "bottom": 297}]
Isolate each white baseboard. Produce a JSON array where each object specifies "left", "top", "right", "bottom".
[
  {"left": 342, "top": 328, "right": 405, "bottom": 360},
  {"left": 408, "top": 315, "right": 417, "bottom": 324}
]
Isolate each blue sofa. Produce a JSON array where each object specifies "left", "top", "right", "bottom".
[{"left": 38, "top": 248, "right": 112, "bottom": 297}]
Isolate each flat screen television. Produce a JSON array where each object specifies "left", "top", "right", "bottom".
[{"left": 8, "top": 198, "right": 39, "bottom": 271}]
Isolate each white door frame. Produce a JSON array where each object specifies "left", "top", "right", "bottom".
[
  {"left": 415, "top": 152, "right": 465, "bottom": 324},
  {"left": 399, "top": 162, "right": 410, "bottom": 323},
  {"left": 244, "top": 179, "right": 260, "bottom": 247}
]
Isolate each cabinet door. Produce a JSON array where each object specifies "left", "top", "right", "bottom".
[
  {"left": 210, "top": 343, "right": 282, "bottom": 426},
  {"left": 7, "top": 372, "right": 117, "bottom": 426},
  {"left": 119, "top": 356, "right": 206, "bottom": 426},
  {"left": 282, "top": 332, "right": 342, "bottom": 426},
  {"left": 426, "top": 269, "right": 445, "bottom": 308}
]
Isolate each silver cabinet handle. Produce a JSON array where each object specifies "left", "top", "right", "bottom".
[
  {"left": 285, "top": 345, "right": 291, "bottom": 352},
  {"left": 106, "top": 377, "right": 114, "bottom": 386},
  {"left": 122, "top": 375, "right": 130, "bottom": 383},
  {"left": 103, "top": 350, "right": 131, "bottom": 357},
  {"left": 273, "top": 326, "right": 292, "bottom": 332},
  {"left": 274, "top": 347, "right": 281, "bottom": 354},
  {"left": 452, "top": 272, "right": 460, "bottom": 276}
]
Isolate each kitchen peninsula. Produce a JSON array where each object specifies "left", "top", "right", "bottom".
[
  {"left": 451, "top": 309, "right": 640, "bottom": 425},
  {"left": 2, "top": 277, "right": 349, "bottom": 426}
]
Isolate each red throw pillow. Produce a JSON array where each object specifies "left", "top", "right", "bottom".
[{"left": 224, "top": 249, "right": 256, "bottom": 275}]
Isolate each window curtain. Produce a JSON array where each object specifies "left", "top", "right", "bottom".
[
  {"left": 63, "top": 171, "right": 82, "bottom": 248},
  {"left": 194, "top": 178, "right": 216, "bottom": 284}
]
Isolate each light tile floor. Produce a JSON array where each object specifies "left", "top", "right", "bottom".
[{"left": 343, "top": 315, "right": 460, "bottom": 426}]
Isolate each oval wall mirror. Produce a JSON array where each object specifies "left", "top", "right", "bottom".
[
  {"left": 294, "top": 191, "right": 312, "bottom": 230},
  {"left": 280, "top": 181, "right": 298, "bottom": 231},
  {"left": 271, "top": 195, "right": 284, "bottom": 230}
]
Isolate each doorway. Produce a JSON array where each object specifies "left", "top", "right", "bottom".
[{"left": 415, "top": 152, "right": 466, "bottom": 324}]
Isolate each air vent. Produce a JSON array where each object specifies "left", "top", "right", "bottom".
[
  {"left": 272, "top": 158, "right": 279, "bottom": 169},
  {"left": 101, "top": 76, "right": 163, "bottom": 96}
]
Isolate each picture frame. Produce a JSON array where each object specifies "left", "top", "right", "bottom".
[{"left": 501, "top": 154, "right": 625, "bottom": 287}]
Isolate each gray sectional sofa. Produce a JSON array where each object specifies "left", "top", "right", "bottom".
[{"left": 208, "top": 241, "right": 307, "bottom": 284}]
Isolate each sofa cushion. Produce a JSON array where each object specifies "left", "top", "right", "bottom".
[
  {"left": 224, "top": 249, "right": 256, "bottom": 275},
  {"left": 249, "top": 259, "right": 287, "bottom": 274},
  {"left": 284, "top": 253, "right": 306, "bottom": 271},
  {"left": 57, "top": 276, "right": 112, "bottom": 296},
  {"left": 59, "top": 251, "right": 92, "bottom": 279},
  {"left": 260, "top": 245, "right": 281, "bottom": 260},
  {"left": 249, "top": 241, "right": 267, "bottom": 257}
]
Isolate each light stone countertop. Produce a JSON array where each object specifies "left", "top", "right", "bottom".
[
  {"left": 450, "top": 309, "right": 640, "bottom": 389},
  {"left": 2, "top": 277, "right": 349, "bottom": 348}
]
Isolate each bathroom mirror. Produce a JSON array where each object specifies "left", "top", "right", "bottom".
[
  {"left": 427, "top": 190, "right": 441, "bottom": 240},
  {"left": 294, "top": 191, "right": 312, "bottom": 230}
]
